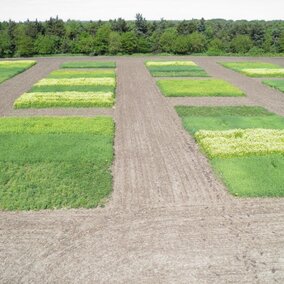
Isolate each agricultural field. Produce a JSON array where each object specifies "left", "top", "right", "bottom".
[
  {"left": 14, "top": 61, "right": 116, "bottom": 108},
  {"left": 221, "top": 62, "right": 284, "bottom": 77},
  {"left": 1, "top": 56, "right": 284, "bottom": 283},
  {"left": 176, "top": 106, "right": 284, "bottom": 197},
  {"left": 0, "top": 60, "right": 36, "bottom": 84},
  {"left": 157, "top": 79, "right": 245, "bottom": 97},
  {"left": 146, "top": 60, "right": 208, "bottom": 77},
  {"left": 0, "top": 117, "right": 114, "bottom": 210},
  {"left": 263, "top": 80, "right": 284, "bottom": 93}
]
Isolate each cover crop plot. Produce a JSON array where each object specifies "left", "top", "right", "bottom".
[
  {"left": 157, "top": 79, "right": 245, "bottom": 97},
  {"left": 0, "top": 60, "right": 36, "bottom": 84},
  {"left": 0, "top": 117, "right": 115, "bottom": 210},
  {"left": 146, "top": 61, "right": 208, "bottom": 77},
  {"left": 220, "top": 62, "right": 284, "bottom": 77},
  {"left": 14, "top": 65, "right": 116, "bottom": 108},
  {"left": 176, "top": 106, "right": 284, "bottom": 197}
]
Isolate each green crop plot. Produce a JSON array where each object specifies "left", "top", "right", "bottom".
[
  {"left": 212, "top": 154, "right": 284, "bottom": 197},
  {"left": 176, "top": 106, "right": 284, "bottom": 134},
  {"left": 0, "top": 117, "right": 114, "bottom": 210},
  {"left": 176, "top": 106, "right": 284, "bottom": 197},
  {"left": 263, "top": 80, "right": 284, "bottom": 93},
  {"left": 157, "top": 79, "right": 245, "bottom": 97},
  {"left": 220, "top": 62, "right": 284, "bottom": 77},
  {"left": 0, "top": 60, "right": 36, "bottom": 84},
  {"left": 61, "top": 61, "right": 116, "bottom": 68},
  {"left": 146, "top": 61, "right": 208, "bottom": 77}
]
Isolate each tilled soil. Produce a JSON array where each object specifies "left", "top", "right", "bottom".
[{"left": 0, "top": 56, "right": 283, "bottom": 283}]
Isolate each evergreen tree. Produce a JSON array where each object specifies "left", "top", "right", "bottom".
[{"left": 135, "top": 13, "right": 148, "bottom": 36}]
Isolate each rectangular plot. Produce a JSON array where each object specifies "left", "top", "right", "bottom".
[
  {"left": 158, "top": 79, "right": 244, "bottom": 97},
  {"left": 14, "top": 92, "right": 115, "bottom": 108},
  {"left": 0, "top": 117, "right": 114, "bottom": 210}
]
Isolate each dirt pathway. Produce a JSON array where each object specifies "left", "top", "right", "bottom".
[
  {"left": 111, "top": 58, "right": 230, "bottom": 210},
  {"left": 0, "top": 56, "right": 283, "bottom": 283}
]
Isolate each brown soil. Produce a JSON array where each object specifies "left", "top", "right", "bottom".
[{"left": 0, "top": 56, "right": 283, "bottom": 283}]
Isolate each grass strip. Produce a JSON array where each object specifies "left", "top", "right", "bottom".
[{"left": 61, "top": 61, "right": 116, "bottom": 68}]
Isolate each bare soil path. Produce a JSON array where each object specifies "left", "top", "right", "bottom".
[{"left": 0, "top": 56, "right": 283, "bottom": 283}]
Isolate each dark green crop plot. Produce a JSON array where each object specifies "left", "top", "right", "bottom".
[
  {"left": 176, "top": 106, "right": 284, "bottom": 134},
  {"left": 61, "top": 61, "right": 116, "bottom": 68}
]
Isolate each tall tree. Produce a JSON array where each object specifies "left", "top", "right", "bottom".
[
  {"left": 135, "top": 13, "right": 148, "bottom": 36},
  {"left": 198, "top": 18, "right": 206, "bottom": 33}
]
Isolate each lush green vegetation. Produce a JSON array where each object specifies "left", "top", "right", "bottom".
[
  {"left": 176, "top": 106, "right": 284, "bottom": 197},
  {"left": 1, "top": 16, "right": 284, "bottom": 57},
  {"left": 0, "top": 117, "right": 115, "bottom": 210},
  {"left": 263, "top": 80, "right": 284, "bottom": 92},
  {"left": 14, "top": 69, "right": 116, "bottom": 108},
  {"left": 145, "top": 61, "right": 208, "bottom": 77},
  {"left": 0, "top": 60, "right": 36, "bottom": 83},
  {"left": 212, "top": 154, "right": 284, "bottom": 197},
  {"left": 176, "top": 106, "right": 284, "bottom": 134},
  {"left": 61, "top": 61, "right": 116, "bottom": 68},
  {"left": 221, "top": 62, "right": 284, "bottom": 77},
  {"left": 157, "top": 79, "right": 244, "bottom": 97}
]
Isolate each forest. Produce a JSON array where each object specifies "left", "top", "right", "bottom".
[{"left": 0, "top": 14, "right": 284, "bottom": 57}]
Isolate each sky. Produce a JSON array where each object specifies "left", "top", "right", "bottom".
[{"left": 0, "top": 0, "right": 283, "bottom": 22}]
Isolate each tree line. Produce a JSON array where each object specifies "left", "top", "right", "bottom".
[{"left": 0, "top": 14, "right": 284, "bottom": 57}]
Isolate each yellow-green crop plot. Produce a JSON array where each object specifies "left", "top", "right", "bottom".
[
  {"left": 157, "top": 79, "right": 245, "bottom": 97},
  {"left": 195, "top": 128, "right": 284, "bottom": 158},
  {"left": 34, "top": 78, "right": 115, "bottom": 87}
]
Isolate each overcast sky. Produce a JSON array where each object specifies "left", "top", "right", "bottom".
[{"left": 1, "top": 0, "right": 284, "bottom": 22}]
